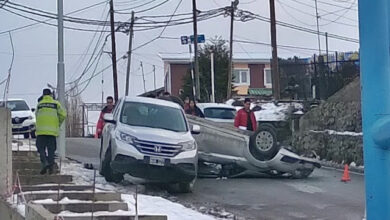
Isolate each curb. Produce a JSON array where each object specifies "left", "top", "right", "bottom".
[{"left": 319, "top": 161, "right": 364, "bottom": 174}]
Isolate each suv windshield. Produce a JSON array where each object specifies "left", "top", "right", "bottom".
[
  {"left": 204, "top": 107, "right": 236, "bottom": 119},
  {"left": 0, "top": 100, "right": 30, "bottom": 111},
  {"left": 120, "top": 102, "right": 188, "bottom": 132}
]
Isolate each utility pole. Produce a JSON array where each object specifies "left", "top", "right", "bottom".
[
  {"left": 57, "top": 0, "right": 66, "bottom": 160},
  {"left": 109, "top": 0, "right": 119, "bottom": 102},
  {"left": 125, "top": 11, "right": 135, "bottom": 96},
  {"left": 153, "top": 65, "right": 156, "bottom": 90},
  {"left": 227, "top": 0, "right": 238, "bottom": 99},
  {"left": 140, "top": 62, "right": 146, "bottom": 93},
  {"left": 192, "top": 0, "right": 200, "bottom": 100},
  {"left": 210, "top": 52, "right": 215, "bottom": 103},
  {"left": 269, "top": 0, "right": 280, "bottom": 100},
  {"left": 314, "top": 0, "right": 321, "bottom": 55},
  {"left": 325, "top": 32, "right": 330, "bottom": 98}
]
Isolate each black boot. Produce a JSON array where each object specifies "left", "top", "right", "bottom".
[
  {"left": 48, "top": 165, "right": 54, "bottom": 175},
  {"left": 40, "top": 166, "right": 47, "bottom": 175}
]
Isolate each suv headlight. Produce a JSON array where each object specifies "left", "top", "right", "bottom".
[
  {"left": 116, "top": 131, "right": 136, "bottom": 145},
  {"left": 180, "top": 140, "right": 196, "bottom": 151}
]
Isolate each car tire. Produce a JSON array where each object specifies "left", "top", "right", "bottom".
[
  {"left": 101, "top": 145, "right": 124, "bottom": 183},
  {"left": 23, "top": 133, "right": 30, "bottom": 139},
  {"left": 167, "top": 180, "right": 195, "bottom": 194},
  {"left": 30, "top": 131, "right": 36, "bottom": 139},
  {"left": 249, "top": 124, "right": 279, "bottom": 161}
]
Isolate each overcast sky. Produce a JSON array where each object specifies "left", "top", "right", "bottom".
[{"left": 0, "top": 0, "right": 359, "bottom": 107}]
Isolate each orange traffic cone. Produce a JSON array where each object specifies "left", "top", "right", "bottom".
[{"left": 341, "top": 164, "right": 351, "bottom": 182}]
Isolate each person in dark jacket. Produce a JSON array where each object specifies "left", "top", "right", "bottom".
[
  {"left": 234, "top": 98, "right": 257, "bottom": 131},
  {"left": 95, "top": 96, "right": 115, "bottom": 138},
  {"left": 185, "top": 100, "right": 203, "bottom": 117}
]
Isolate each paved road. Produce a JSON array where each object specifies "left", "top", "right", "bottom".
[{"left": 66, "top": 138, "right": 365, "bottom": 220}]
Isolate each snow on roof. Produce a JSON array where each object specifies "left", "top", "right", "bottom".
[{"left": 197, "top": 103, "right": 236, "bottom": 111}]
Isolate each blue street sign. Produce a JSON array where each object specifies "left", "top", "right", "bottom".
[
  {"left": 180, "top": 36, "right": 189, "bottom": 45},
  {"left": 190, "top": 34, "right": 205, "bottom": 44}
]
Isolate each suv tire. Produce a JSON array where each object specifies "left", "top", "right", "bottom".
[
  {"left": 101, "top": 145, "right": 124, "bottom": 183},
  {"left": 249, "top": 124, "right": 279, "bottom": 161}
]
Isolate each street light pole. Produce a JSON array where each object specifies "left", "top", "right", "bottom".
[{"left": 57, "top": 0, "right": 66, "bottom": 160}]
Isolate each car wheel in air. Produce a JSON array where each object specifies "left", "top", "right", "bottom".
[{"left": 249, "top": 124, "right": 279, "bottom": 161}]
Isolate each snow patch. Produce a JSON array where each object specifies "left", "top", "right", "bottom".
[
  {"left": 310, "top": 130, "right": 363, "bottom": 136},
  {"left": 286, "top": 183, "right": 324, "bottom": 194}
]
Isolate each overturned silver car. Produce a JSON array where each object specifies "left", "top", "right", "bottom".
[{"left": 187, "top": 115, "right": 321, "bottom": 178}]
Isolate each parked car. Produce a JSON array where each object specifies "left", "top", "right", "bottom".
[
  {"left": 0, "top": 99, "right": 36, "bottom": 138},
  {"left": 99, "top": 97, "right": 200, "bottom": 193},
  {"left": 196, "top": 103, "right": 237, "bottom": 123}
]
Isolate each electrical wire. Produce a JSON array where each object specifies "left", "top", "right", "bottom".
[
  {"left": 0, "top": 0, "right": 108, "bottom": 35},
  {"left": 68, "top": 4, "right": 110, "bottom": 81},
  {"left": 115, "top": 0, "right": 159, "bottom": 11},
  {"left": 117, "top": 0, "right": 170, "bottom": 14},
  {"left": 132, "top": 0, "right": 183, "bottom": 51},
  {"left": 1, "top": 7, "right": 111, "bottom": 33},
  {"left": 279, "top": 0, "right": 357, "bottom": 27},
  {"left": 239, "top": 10, "right": 359, "bottom": 43}
]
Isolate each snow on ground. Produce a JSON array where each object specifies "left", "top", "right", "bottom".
[
  {"left": 310, "top": 129, "right": 363, "bottom": 136},
  {"left": 225, "top": 99, "right": 304, "bottom": 121},
  {"left": 12, "top": 139, "right": 37, "bottom": 151},
  {"left": 61, "top": 161, "right": 220, "bottom": 220},
  {"left": 254, "top": 102, "right": 303, "bottom": 121}
]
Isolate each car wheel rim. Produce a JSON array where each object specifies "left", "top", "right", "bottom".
[{"left": 255, "top": 131, "right": 274, "bottom": 152}]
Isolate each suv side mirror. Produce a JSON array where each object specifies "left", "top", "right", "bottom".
[
  {"left": 103, "top": 113, "right": 116, "bottom": 124},
  {"left": 31, "top": 108, "right": 36, "bottom": 112},
  {"left": 191, "top": 125, "right": 200, "bottom": 135}
]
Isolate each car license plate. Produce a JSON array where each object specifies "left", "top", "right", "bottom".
[{"left": 149, "top": 157, "right": 165, "bottom": 166}]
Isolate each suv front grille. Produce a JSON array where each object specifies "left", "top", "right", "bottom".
[
  {"left": 12, "top": 117, "right": 28, "bottom": 124},
  {"left": 134, "top": 139, "right": 182, "bottom": 157}
]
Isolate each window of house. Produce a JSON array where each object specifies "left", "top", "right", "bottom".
[
  {"left": 264, "top": 68, "right": 272, "bottom": 88},
  {"left": 233, "top": 69, "right": 250, "bottom": 85}
]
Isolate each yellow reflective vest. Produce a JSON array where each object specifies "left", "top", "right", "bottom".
[{"left": 35, "top": 95, "right": 67, "bottom": 137}]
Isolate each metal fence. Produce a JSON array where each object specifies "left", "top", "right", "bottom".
[{"left": 279, "top": 53, "right": 360, "bottom": 101}]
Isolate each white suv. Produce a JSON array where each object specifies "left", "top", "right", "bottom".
[
  {"left": 0, "top": 99, "right": 36, "bottom": 138},
  {"left": 99, "top": 97, "right": 199, "bottom": 193}
]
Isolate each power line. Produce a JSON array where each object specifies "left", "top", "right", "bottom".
[
  {"left": 118, "top": 0, "right": 170, "bottom": 14},
  {"left": 1, "top": 7, "right": 111, "bottom": 33},
  {"left": 239, "top": 10, "right": 359, "bottom": 43},
  {"left": 132, "top": 0, "right": 183, "bottom": 51},
  {"left": 115, "top": 0, "right": 159, "bottom": 11},
  {"left": 0, "top": 0, "right": 108, "bottom": 35}
]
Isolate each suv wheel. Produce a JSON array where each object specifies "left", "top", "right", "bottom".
[
  {"left": 249, "top": 124, "right": 279, "bottom": 161},
  {"left": 101, "top": 145, "right": 123, "bottom": 183}
]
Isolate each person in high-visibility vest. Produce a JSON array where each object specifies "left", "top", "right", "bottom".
[{"left": 35, "top": 88, "right": 67, "bottom": 175}]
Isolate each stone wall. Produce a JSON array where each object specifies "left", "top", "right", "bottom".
[{"left": 292, "top": 77, "right": 364, "bottom": 165}]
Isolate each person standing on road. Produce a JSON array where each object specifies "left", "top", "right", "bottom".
[
  {"left": 234, "top": 98, "right": 257, "bottom": 131},
  {"left": 35, "top": 88, "right": 67, "bottom": 175},
  {"left": 95, "top": 96, "right": 115, "bottom": 138},
  {"left": 185, "top": 100, "right": 203, "bottom": 117}
]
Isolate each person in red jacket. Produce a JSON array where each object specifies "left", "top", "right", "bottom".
[
  {"left": 95, "top": 96, "right": 115, "bottom": 138},
  {"left": 234, "top": 98, "right": 257, "bottom": 131}
]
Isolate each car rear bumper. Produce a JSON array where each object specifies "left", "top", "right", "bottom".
[{"left": 111, "top": 154, "right": 197, "bottom": 183}]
